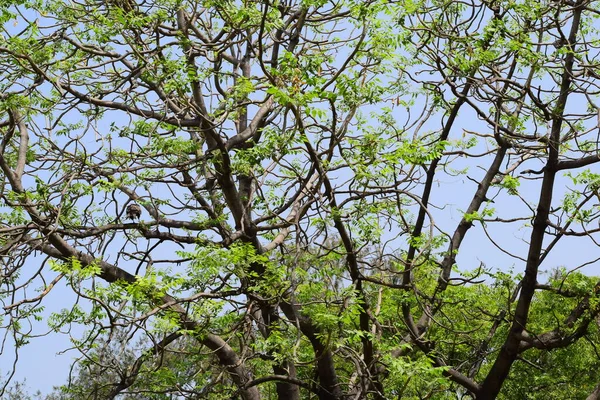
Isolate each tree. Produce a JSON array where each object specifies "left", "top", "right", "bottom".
[{"left": 1, "top": 0, "right": 600, "bottom": 398}]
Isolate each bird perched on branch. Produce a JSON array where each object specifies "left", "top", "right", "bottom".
[{"left": 126, "top": 203, "right": 142, "bottom": 220}]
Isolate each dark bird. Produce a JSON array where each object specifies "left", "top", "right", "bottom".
[{"left": 126, "top": 203, "right": 142, "bottom": 220}]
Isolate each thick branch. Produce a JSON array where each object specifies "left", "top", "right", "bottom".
[{"left": 479, "top": 2, "right": 584, "bottom": 397}]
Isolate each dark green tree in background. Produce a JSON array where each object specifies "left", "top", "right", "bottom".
[{"left": 2, "top": 0, "right": 600, "bottom": 398}]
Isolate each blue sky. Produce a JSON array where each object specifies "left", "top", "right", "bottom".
[{"left": 2, "top": 0, "right": 600, "bottom": 397}]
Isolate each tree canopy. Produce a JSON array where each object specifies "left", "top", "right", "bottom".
[{"left": 2, "top": 0, "right": 600, "bottom": 398}]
